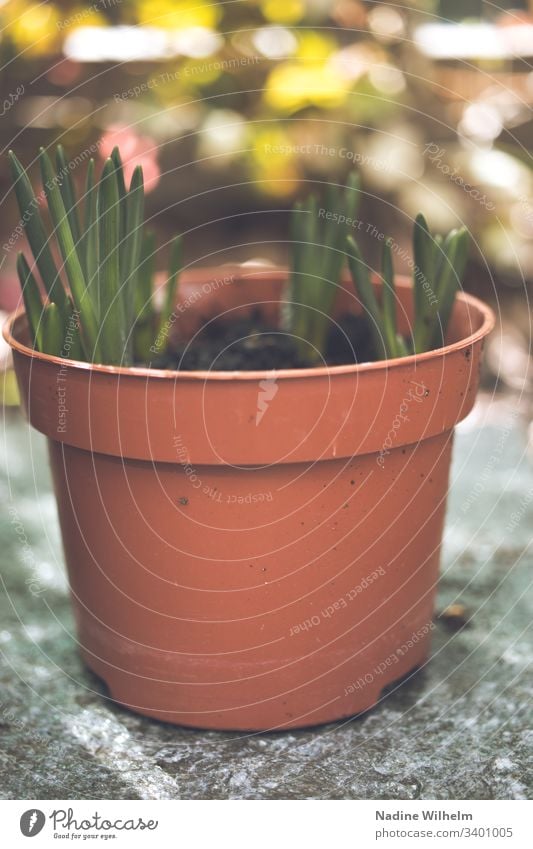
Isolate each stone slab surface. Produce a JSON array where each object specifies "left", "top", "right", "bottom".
[{"left": 0, "top": 394, "right": 531, "bottom": 799}]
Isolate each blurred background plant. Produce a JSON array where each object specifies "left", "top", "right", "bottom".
[{"left": 1, "top": 0, "right": 532, "bottom": 398}]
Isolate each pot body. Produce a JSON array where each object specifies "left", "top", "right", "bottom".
[{"left": 4, "top": 269, "right": 494, "bottom": 730}]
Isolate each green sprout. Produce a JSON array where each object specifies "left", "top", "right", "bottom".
[
  {"left": 283, "top": 173, "right": 360, "bottom": 363},
  {"left": 287, "top": 175, "right": 469, "bottom": 362},
  {"left": 347, "top": 215, "right": 469, "bottom": 359},
  {"left": 10, "top": 151, "right": 468, "bottom": 370},
  {"left": 8, "top": 146, "right": 182, "bottom": 366}
]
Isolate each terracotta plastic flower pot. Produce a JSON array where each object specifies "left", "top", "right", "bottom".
[{"left": 4, "top": 268, "right": 494, "bottom": 731}]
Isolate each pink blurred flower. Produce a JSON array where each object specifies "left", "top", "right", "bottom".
[
  {"left": 99, "top": 125, "right": 161, "bottom": 192},
  {"left": 47, "top": 59, "right": 82, "bottom": 85}
]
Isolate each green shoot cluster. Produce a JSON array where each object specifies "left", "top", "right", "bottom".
[
  {"left": 9, "top": 146, "right": 182, "bottom": 365},
  {"left": 286, "top": 177, "right": 469, "bottom": 362}
]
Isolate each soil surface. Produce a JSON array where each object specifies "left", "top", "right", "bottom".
[{"left": 151, "top": 313, "right": 375, "bottom": 371}]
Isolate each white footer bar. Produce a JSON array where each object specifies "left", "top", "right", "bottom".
[{"left": 2, "top": 799, "right": 531, "bottom": 848}]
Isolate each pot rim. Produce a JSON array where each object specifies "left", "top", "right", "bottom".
[{"left": 2, "top": 267, "right": 495, "bottom": 382}]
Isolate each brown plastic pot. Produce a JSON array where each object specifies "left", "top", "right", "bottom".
[{"left": 4, "top": 268, "right": 494, "bottom": 731}]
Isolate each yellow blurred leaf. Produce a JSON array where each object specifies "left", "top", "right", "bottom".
[
  {"left": 265, "top": 62, "right": 349, "bottom": 112},
  {"left": 296, "top": 30, "right": 336, "bottom": 62},
  {"left": 1, "top": 370, "right": 20, "bottom": 407},
  {"left": 6, "top": 1, "right": 61, "bottom": 56},
  {"left": 261, "top": 0, "right": 304, "bottom": 25},
  {"left": 251, "top": 159, "right": 300, "bottom": 196},
  {"left": 251, "top": 127, "right": 296, "bottom": 167},
  {"left": 136, "top": 0, "right": 220, "bottom": 29}
]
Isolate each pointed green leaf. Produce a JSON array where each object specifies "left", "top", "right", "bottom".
[
  {"left": 300, "top": 196, "right": 322, "bottom": 360},
  {"left": 287, "top": 175, "right": 362, "bottom": 361},
  {"left": 435, "top": 229, "right": 457, "bottom": 297},
  {"left": 16, "top": 253, "right": 44, "bottom": 352},
  {"left": 395, "top": 334, "right": 410, "bottom": 357},
  {"left": 82, "top": 158, "right": 98, "bottom": 317},
  {"left": 347, "top": 235, "right": 387, "bottom": 360},
  {"left": 97, "top": 157, "right": 127, "bottom": 365},
  {"left": 134, "top": 230, "right": 156, "bottom": 320},
  {"left": 41, "top": 302, "right": 63, "bottom": 356},
  {"left": 412, "top": 212, "right": 435, "bottom": 353},
  {"left": 123, "top": 165, "right": 145, "bottom": 333},
  {"left": 321, "top": 183, "right": 343, "bottom": 283},
  {"left": 55, "top": 144, "right": 81, "bottom": 251},
  {"left": 111, "top": 146, "right": 128, "bottom": 275},
  {"left": 8, "top": 150, "right": 68, "bottom": 309},
  {"left": 381, "top": 238, "right": 399, "bottom": 358},
  {"left": 160, "top": 235, "right": 182, "bottom": 340},
  {"left": 39, "top": 147, "right": 99, "bottom": 361},
  {"left": 283, "top": 200, "right": 304, "bottom": 334},
  {"left": 433, "top": 232, "right": 444, "bottom": 275},
  {"left": 133, "top": 230, "right": 156, "bottom": 362},
  {"left": 430, "top": 227, "right": 469, "bottom": 349},
  {"left": 345, "top": 171, "right": 360, "bottom": 222},
  {"left": 60, "top": 297, "right": 85, "bottom": 361}
]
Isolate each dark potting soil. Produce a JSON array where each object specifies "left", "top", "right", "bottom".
[{"left": 151, "top": 312, "right": 376, "bottom": 372}]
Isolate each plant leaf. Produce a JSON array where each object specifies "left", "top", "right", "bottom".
[
  {"left": 123, "top": 165, "right": 145, "bottom": 343},
  {"left": 97, "top": 157, "right": 127, "bottom": 365},
  {"left": 347, "top": 235, "right": 386, "bottom": 360},
  {"left": 55, "top": 144, "right": 81, "bottom": 251},
  {"left": 287, "top": 175, "right": 361, "bottom": 361},
  {"left": 159, "top": 235, "right": 182, "bottom": 347},
  {"left": 60, "top": 297, "right": 85, "bottom": 361},
  {"left": 283, "top": 200, "right": 303, "bottom": 336},
  {"left": 39, "top": 147, "right": 99, "bottom": 361},
  {"left": 41, "top": 302, "right": 63, "bottom": 356},
  {"left": 16, "top": 252, "right": 44, "bottom": 351},
  {"left": 412, "top": 212, "right": 435, "bottom": 353},
  {"left": 345, "top": 171, "right": 360, "bottom": 223},
  {"left": 430, "top": 227, "right": 469, "bottom": 349},
  {"left": 381, "top": 238, "right": 399, "bottom": 358},
  {"left": 133, "top": 230, "right": 156, "bottom": 362},
  {"left": 8, "top": 150, "right": 68, "bottom": 310},
  {"left": 111, "top": 146, "right": 128, "bottom": 276},
  {"left": 82, "top": 158, "right": 99, "bottom": 318}
]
